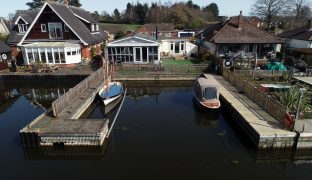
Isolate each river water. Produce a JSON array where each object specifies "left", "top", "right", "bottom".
[{"left": 0, "top": 81, "right": 311, "bottom": 180}]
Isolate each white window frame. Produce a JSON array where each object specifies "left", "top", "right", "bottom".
[
  {"left": 48, "top": 22, "right": 63, "bottom": 39},
  {"left": 18, "top": 24, "right": 27, "bottom": 33},
  {"left": 41, "top": 24, "right": 47, "bottom": 32},
  {"left": 91, "top": 24, "right": 95, "bottom": 32},
  {"left": 95, "top": 24, "right": 99, "bottom": 31},
  {"left": 180, "top": 42, "right": 185, "bottom": 51},
  {"left": 64, "top": 24, "right": 69, "bottom": 32}
]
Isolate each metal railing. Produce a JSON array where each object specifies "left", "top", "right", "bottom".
[{"left": 52, "top": 67, "right": 104, "bottom": 117}]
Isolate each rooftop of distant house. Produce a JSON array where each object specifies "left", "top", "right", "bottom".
[
  {"left": 197, "top": 11, "right": 284, "bottom": 44},
  {"left": 278, "top": 20, "right": 312, "bottom": 41}
]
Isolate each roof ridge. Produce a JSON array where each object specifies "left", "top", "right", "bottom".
[{"left": 212, "top": 16, "right": 282, "bottom": 42}]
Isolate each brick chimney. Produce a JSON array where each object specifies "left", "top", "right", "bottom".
[
  {"left": 238, "top": 11, "right": 243, "bottom": 30},
  {"left": 308, "top": 20, "right": 312, "bottom": 29}
]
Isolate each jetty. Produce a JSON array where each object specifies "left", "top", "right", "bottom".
[
  {"left": 20, "top": 67, "right": 109, "bottom": 147},
  {"left": 204, "top": 73, "right": 297, "bottom": 149}
]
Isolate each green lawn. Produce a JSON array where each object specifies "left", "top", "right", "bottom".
[{"left": 99, "top": 23, "right": 142, "bottom": 32}]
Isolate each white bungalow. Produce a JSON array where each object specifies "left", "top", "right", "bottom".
[
  {"left": 159, "top": 37, "right": 198, "bottom": 57},
  {"left": 106, "top": 35, "right": 160, "bottom": 64}
]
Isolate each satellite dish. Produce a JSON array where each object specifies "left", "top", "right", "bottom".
[{"left": 1, "top": 54, "right": 7, "bottom": 60}]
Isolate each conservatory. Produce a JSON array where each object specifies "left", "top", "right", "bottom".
[
  {"left": 106, "top": 35, "right": 160, "bottom": 64},
  {"left": 21, "top": 42, "right": 82, "bottom": 65}
]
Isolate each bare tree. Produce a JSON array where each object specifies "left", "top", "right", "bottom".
[
  {"left": 290, "top": 0, "right": 312, "bottom": 29},
  {"left": 250, "top": 0, "right": 291, "bottom": 32}
]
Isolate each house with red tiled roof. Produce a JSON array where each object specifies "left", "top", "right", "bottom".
[
  {"left": 196, "top": 11, "right": 284, "bottom": 61},
  {"left": 136, "top": 23, "right": 176, "bottom": 38}
]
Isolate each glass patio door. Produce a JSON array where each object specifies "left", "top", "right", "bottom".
[{"left": 134, "top": 47, "right": 142, "bottom": 63}]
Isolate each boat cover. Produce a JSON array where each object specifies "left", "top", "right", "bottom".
[{"left": 100, "top": 83, "right": 123, "bottom": 98}]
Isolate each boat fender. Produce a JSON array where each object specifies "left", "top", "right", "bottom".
[{"left": 283, "top": 112, "right": 293, "bottom": 130}]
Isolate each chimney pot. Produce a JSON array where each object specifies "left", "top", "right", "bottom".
[{"left": 238, "top": 11, "right": 243, "bottom": 30}]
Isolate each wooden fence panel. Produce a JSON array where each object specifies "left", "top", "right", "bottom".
[
  {"left": 52, "top": 68, "right": 103, "bottom": 117},
  {"left": 306, "top": 69, "right": 312, "bottom": 77},
  {"left": 228, "top": 71, "right": 236, "bottom": 86},
  {"left": 267, "top": 98, "right": 286, "bottom": 123},
  {"left": 235, "top": 76, "right": 245, "bottom": 92},
  {"left": 254, "top": 88, "right": 268, "bottom": 110},
  {"left": 244, "top": 83, "right": 255, "bottom": 101},
  {"left": 223, "top": 69, "right": 288, "bottom": 124},
  {"left": 235, "top": 70, "right": 292, "bottom": 79},
  {"left": 222, "top": 69, "right": 229, "bottom": 80}
]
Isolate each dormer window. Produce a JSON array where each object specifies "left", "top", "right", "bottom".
[
  {"left": 18, "top": 24, "right": 27, "bottom": 33},
  {"left": 91, "top": 24, "right": 99, "bottom": 32}
]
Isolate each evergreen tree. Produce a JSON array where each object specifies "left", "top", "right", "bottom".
[
  {"left": 67, "top": 0, "right": 81, "bottom": 7},
  {"left": 113, "top": 8, "right": 121, "bottom": 23},
  {"left": 203, "top": 3, "right": 219, "bottom": 18},
  {"left": 26, "top": 0, "right": 54, "bottom": 9},
  {"left": 26, "top": 0, "right": 82, "bottom": 9}
]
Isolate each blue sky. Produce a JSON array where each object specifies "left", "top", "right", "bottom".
[{"left": 0, "top": 0, "right": 253, "bottom": 18}]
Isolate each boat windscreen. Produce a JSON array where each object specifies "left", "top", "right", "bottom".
[{"left": 203, "top": 87, "right": 217, "bottom": 100}]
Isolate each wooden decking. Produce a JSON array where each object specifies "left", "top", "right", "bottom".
[
  {"left": 204, "top": 74, "right": 297, "bottom": 149},
  {"left": 294, "top": 77, "right": 312, "bottom": 86},
  {"left": 20, "top": 68, "right": 108, "bottom": 147}
]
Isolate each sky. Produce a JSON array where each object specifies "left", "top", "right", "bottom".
[{"left": 0, "top": 0, "right": 254, "bottom": 18}]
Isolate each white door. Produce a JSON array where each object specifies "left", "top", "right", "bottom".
[{"left": 134, "top": 47, "right": 142, "bottom": 63}]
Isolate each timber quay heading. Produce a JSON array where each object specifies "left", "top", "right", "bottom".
[
  {"left": 19, "top": 68, "right": 109, "bottom": 147},
  {"left": 205, "top": 74, "right": 298, "bottom": 149}
]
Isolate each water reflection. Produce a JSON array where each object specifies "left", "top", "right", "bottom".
[
  {"left": 192, "top": 97, "right": 219, "bottom": 128},
  {"left": 0, "top": 89, "right": 20, "bottom": 113},
  {"left": 0, "top": 81, "right": 75, "bottom": 112},
  {"left": 23, "top": 142, "right": 109, "bottom": 160},
  {"left": 1, "top": 81, "right": 312, "bottom": 179}
]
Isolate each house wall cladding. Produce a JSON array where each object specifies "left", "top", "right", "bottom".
[
  {"left": 25, "top": 5, "right": 79, "bottom": 41},
  {"left": 0, "top": 60, "right": 8, "bottom": 70}
]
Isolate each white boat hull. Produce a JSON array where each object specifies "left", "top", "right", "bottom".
[
  {"left": 98, "top": 82, "right": 124, "bottom": 106},
  {"left": 103, "top": 93, "right": 122, "bottom": 106}
]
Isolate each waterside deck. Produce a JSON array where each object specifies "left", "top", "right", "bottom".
[
  {"left": 204, "top": 74, "right": 297, "bottom": 149},
  {"left": 20, "top": 68, "right": 108, "bottom": 147}
]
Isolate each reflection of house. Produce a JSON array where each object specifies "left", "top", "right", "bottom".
[
  {"left": 0, "top": 18, "right": 10, "bottom": 36},
  {"left": 106, "top": 34, "right": 160, "bottom": 64},
  {"left": 136, "top": 23, "right": 176, "bottom": 38},
  {"left": 0, "top": 41, "right": 11, "bottom": 70},
  {"left": 0, "top": 90, "right": 19, "bottom": 113},
  {"left": 7, "top": 2, "right": 108, "bottom": 66},
  {"left": 196, "top": 11, "right": 284, "bottom": 60},
  {"left": 278, "top": 20, "right": 312, "bottom": 49}
]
